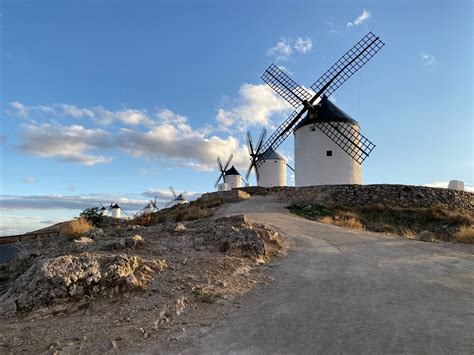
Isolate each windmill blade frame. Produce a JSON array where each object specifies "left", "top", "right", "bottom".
[
  {"left": 285, "top": 163, "right": 295, "bottom": 172},
  {"left": 261, "top": 64, "right": 313, "bottom": 109},
  {"left": 169, "top": 186, "right": 177, "bottom": 199},
  {"left": 310, "top": 32, "right": 385, "bottom": 100},
  {"left": 223, "top": 154, "right": 233, "bottom": 172}
]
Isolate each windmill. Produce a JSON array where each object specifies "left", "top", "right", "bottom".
[
  {"left": 214, "top": 154, "right": 243, "bottom": 191},
  {"left": 99, "top": 202, "right": 108, "bottom": 216},
  {"left": 166, "top": 186, "right": 188, "bottom": 207},
  {"left": 245, "top": 128, "right": 294, "bottom": 187},
  {"left": 135, "top": 197, "right": 159, "bottom": 216},
  {"left": 100, "top": 201, "right": 130, "bottom": 219},
  {"left": 259, "top": 31, "right": 385, "bottom": 186}
]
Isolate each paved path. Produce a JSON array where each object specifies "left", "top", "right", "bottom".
[{"left": 181, "top": 195, "right": 474, "bottom": 354}]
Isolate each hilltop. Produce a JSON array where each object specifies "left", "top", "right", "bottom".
[{"left": 0, "top": 185, "right": 473, "bottom": 353}]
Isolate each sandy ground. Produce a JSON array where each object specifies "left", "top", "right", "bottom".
[{"left": 166, "top": 195, "right": 474, "bottom": 354}]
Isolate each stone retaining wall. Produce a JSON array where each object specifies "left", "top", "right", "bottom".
[{"left": 278, "top": 184, "right": 474, "bottom": 210}]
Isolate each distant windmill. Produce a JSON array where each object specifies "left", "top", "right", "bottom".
[
  {"left": 259, "top": 31, "right": 385, "bottom": 186},
  {"left": 135, "top": 196, "right": 159, "bottom": 217},
  {"left": 214, "top": 154, "right": 243, "bottom": 191},
  {"left": 99, "top": 201, "right": 130, "bottom": 219},
  {"left": 166, "top": 186, "right": 188, "bottom": 207},
  {"left": 245, "top": 128, "right": 292, "bottom": 187},
  {"left": 99, "top": 202, "right": 108, "bottom": 216}
]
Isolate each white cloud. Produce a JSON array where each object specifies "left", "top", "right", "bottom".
[
  {"left": 266, "top": 38, "right": 293, "bottom": 61},
  {"left": 8, "top": 102, "right": 28, "bottom": 117},
  {"left": 19, "top": 177, "right": 36, "bottom": 184},
  {"left": 141, "top": 188, "right": 201, "bottom": 202},
  {"left": 420, "top": 51, "right": 437, "bottom": 66},
  {"left": 17, "top": 122, "right": 112, "bottom": 166},
  {"left": 216, "top": 83, "right": 292, "bottom": 131},
  {"left": 58, "top": 104, "right": 94, "bottom": 119},
  {"left": 347, "top": 9, "right": 371, "bottom": 29},
  {"left": 424, "top": 181, "right": 474, "bottom": 192},
  {"left": 11, "top": 102, "right": 255, "bottom": 171},
  {"left": 0, "top": 193, "right": 149, "bottom": 211},
  {"left": 294, "top": 37, "right": 312, "bottom": 53},
  {"left": 117, "top": 115, "right": 249, "bottom": 171},
  {"left": 266, "top": 36, "right": 313, "bottom": 61},
  {"left": 6, "top": 101, "right": 156, "bottom": 127},
  {"left": 0, "top": 214, "right": 70, "bottom": 236}
]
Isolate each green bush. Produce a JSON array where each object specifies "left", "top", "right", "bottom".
[{"left": 79, "top": 207, "right": 103, "bottom": 226}]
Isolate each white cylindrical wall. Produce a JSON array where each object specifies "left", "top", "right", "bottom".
[
  {"left": 294, "top": 123, "right": 362, "bottom": 186},
  {"left": 258, "top": 159, "right": 286, "bottom": 187},
  {"left": 224, "top": 175, "right": 242, "bottom": 189},
  {"left": 143, "top": 207, "right": 153, "bottom": 214},
  {"left": 112, "top": 208, "right": 121, "bottom": 218},
  {"left": 218, "top": 183, "right": 230, "bottom": 191},
  {"left": 100, "top": 209, "right": 107, "bottom": 216}
]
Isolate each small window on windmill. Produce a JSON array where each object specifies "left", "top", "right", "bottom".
[
  {"left": 310, "top": 125, "right": 316, "bottom": 132},
  {"left": 326, "top": 150, "right": 332, "bottom": 157}
]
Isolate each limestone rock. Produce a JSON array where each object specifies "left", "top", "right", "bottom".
[
  {"left": 167, "top": 223, "right": 186, "bottom": 234},
  {"left": 416, "top": 230, "right": 435, "bottom": 242}
]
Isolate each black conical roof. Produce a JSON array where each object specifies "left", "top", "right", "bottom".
[
  {"left": 112, "top": 203, "right": 120, "bottom": 209},
  {"left": 100, "top": 207, "right": 106, "bottom": 211},
  {"left": 294, "top": 96, "right": 359, "bottom": 131},
  {"left": 224, "top": 165, "right": 241, "bottom": 176},
  {"left": 258, "top": 148, "right": 286, "bottom": 161}
]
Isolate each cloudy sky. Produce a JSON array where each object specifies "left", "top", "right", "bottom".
[{"left": 1, "top": 0, "right": 472, "bottom": 235}]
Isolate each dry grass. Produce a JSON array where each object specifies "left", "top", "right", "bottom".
[
  {"left": 130, "top": 213, "right": 156, "bottom": 227},
  {"left": 398, "top": 228, "right": 417, "bottom": 240},
  {"left": 129, "top": 196, "right": 224, "bottom": 227},
  {"left": 289, "top": 203, "right": 474, "bottom": 243},
  {"left": 455, "top": 225, "right": 474, "bottom": 244},
  {"left": 175, "top": 206, "right": 213, "bottom": 222},
  {"left": 60, "top": 218, "right": 93, "bottom": 240},
  {"left": 334, "top": 217, "right": 364, "bottom": 230},
  {"left": 317, "top": 215, "right": 364, "bottom": 230}
]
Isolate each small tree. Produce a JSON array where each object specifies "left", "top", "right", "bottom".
[{"left": 79, "top": 207, "right": 103, "bottom": 227}]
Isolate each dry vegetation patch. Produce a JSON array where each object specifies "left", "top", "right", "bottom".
[
  {"left": 60, "top": 218, "right": 93, "bottom": 240},
  {"left": 289, "top": 203, "right": 474, "bottom": 243},
  {"left": 129, "top": 195, "right": 224, "bottom": 227}
]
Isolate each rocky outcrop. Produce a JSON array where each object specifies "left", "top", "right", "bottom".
[
  {"left": 198, "top": 189, "right": 251, "bottom": 204},
  {"left": 0, "top": 254, "right": 166, "bottom": 317},
  {"left": 278, "top": 184, "right": 473, "bottom": 210}
]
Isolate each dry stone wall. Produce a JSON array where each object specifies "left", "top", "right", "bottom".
[{"left": 278, "top": 184, "right": 474, "bottom": 210}]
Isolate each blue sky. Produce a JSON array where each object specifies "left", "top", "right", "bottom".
[{"left": 1, "top": 0, "right": 473, "bottom": 235}]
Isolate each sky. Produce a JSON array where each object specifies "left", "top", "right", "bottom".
[{"left": 0, "top": 0, "right": 473, "bottom": 235}]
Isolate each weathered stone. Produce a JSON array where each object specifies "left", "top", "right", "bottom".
[
  {"left": 278, "top": 184, "right": 473, "bottom": 211},
  {"left": 416, "top": 230, "right": 435, "bottom": 242}
]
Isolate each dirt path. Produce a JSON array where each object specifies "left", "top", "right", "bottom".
[{"left": 176, "top": 195, "right": 474, "bottom": 353}]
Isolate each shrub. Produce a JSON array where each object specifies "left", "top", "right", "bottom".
[
  {"left": 79, "top": 207, "right": 103, "bottom": 226},
  {"left": 455, "top": 226, "right": 474, "bottom": 244},
  {"left": 131, "top": 213, "right": 156, "bottom": 226},
  {"left": 175, "top": 207, "right": 212, "bottom": 222},
  {"left": 61, "top": 218, "right": 93, "bottom": 240}
]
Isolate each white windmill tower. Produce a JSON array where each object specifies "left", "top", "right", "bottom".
[
  {"left": 214, "top": 154, "right": 244, "bottom": 191},
  {"left": 166, "top": 187, "right": 189, "bottom": 207},
  {"left": 259, "top": 32, "right": 384, "bottom": 186},
  {"left": 245, "top": 128, "right": 293, "bottom": 187},
  {"left": 294, "top": 96, "right": 362, "bottom": 185},
  {"left": 111, "top": 203, "right": 121, "bottom": 218},
  {"left": 99, "top": 205, "right": 108, "bottom": 216}
]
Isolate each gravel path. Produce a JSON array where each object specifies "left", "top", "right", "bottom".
[{"left": 179, "top": 195, "right": 474, "bottom": 354}]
